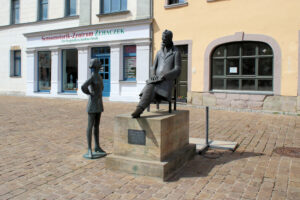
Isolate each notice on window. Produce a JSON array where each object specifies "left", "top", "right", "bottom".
[
  {"left": 125, "top": 57, "right": 136, "bottom": 79},
  {"left": 229, "top": 67, "right": 238, "bottom": 74}
]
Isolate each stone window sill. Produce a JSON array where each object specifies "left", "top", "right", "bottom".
[
  {"left": 119, "top": 80, "right": 136, "bottom": 83},
  {"left": 97, "top": 10, "right": 130, "bottom": 17},
  {"left": 59, "top": 92, "right": 78, "bottom": 95},
  {"left": 10, "top": 75, "right": 22, "bottom": 78},
  {"left": 165, "top": 2, "right": 188, "bottom": 9},
  {"left": 35, "top": 91, "right": 50, "bottom": 94},
  {"left": 211, "top": 90, "right": 273, "bottom": 95},
  {"left": 36, "top": 15, "right": 79, "bottom": 22}
]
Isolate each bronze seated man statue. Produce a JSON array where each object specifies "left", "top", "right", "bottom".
[{"left": 131, "top": 30, "right": 182, "bottom": 118}]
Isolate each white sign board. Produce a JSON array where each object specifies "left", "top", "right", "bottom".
[
  {"left": 229, "top": 67, "right": 238, "bottom": 74},
  {"left": 27, "top": 24, "right": 150, "bottom": 48}
]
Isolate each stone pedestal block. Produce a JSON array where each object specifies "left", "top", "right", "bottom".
[{"left": 106, "top": 110, "right": 195, "bottom": 181}]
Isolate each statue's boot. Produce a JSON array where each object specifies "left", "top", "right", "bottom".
[
  {"left": 95, "top": 146, "right": 106, "bottom": 154},
  {"left": 131, "top": 106, "right": 144, "bottom": 118}
]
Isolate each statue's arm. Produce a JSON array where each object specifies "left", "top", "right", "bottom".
[
  {"left": 163, "top": 51, "right": 182, "bottom": 80},
  {"left": 81, "top": 77, "right": 93, "bottom": 95},
  {"left": 100, "top": 76, "right": 104, "bottom": 91},
  {"left": 150, "top": 53, "right": 159, "bottom": 77}
]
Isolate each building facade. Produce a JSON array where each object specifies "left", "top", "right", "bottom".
[
  {"left": 153, "top": 0, "right": 300, "bottom": 113},
  {"left": 0, "top": 0, "right": 151, "bottom": 102}
]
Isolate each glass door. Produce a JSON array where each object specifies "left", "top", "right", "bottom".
[
  {"left": 38, "top": 51, "right": 51, "bottom": 92},
  {"left": 91, "top": 47, "right": 110, "bottom": 97}
]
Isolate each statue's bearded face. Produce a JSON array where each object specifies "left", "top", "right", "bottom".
[{"left": 162, "top": 31, "right": 173, "bottom": 47}]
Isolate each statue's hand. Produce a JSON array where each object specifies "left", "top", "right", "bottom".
[
  {"left": 150, "top": 75, "right": 158, "bottom": 81},
  {"left": 158, "top": 74, "right": 165, "bottom": 81},
  {"left": 90, "top": 91, "right": 95, "bottom": 96}
]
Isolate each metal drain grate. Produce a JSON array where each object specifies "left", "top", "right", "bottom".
[{"left": 273, "top": 147, "right": 300, "bottom": 158}]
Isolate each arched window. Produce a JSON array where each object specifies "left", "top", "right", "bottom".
[{"left": 211, "top": 42, "right": 273, "bottom": 92}]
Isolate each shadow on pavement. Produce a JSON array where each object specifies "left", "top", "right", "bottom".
[{"left": 167, "top": 150, "right": 263, "bottom": 182}]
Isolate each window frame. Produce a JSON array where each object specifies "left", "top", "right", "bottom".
[
  {"left": 38, "top": 0, "right": 48, "bottom": 21},
  {"left": 11, "top": 0, "right": 20, "bottom": 24},
  {"left": 65, "top": 0, "right": 76, "bottom": 17},
  {"left": 10, "top": 50, "right": 21, "bottom": 77},
  {"left": 100, "top": 0, "right": 127, "bottom": 14},
  {"left": 123, "top": 45, "right": 137, "bottom": 81},
  {"left": 210, "top": 42, "right": 274, "bottom": 93}
]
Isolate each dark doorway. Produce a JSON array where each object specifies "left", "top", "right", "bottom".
[{"left": 175, "top": 45, "right": 188, "bottom": 102}]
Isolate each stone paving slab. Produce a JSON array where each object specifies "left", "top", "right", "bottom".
[
  {"left": 189, "top": 138, "right": 238, "bottom": 153},
  {"left": 0, "top": 96, "right": 299, "bottom": 200}
]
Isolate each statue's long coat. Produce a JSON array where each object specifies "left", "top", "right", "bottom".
[
  {"left": 81, "top": 73, "right": 104, "bottom": 113},
  {"left": 150, "top": 47, "right": 182, "bottom": 100}
]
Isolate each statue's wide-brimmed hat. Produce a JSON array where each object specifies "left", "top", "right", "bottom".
[{"left": 89, "top": 58, "right": 102, "bottom": 69}]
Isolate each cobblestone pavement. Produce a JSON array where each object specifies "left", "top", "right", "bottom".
[{"left": 0, "top": 96, "right": 299, "bottom": 200}]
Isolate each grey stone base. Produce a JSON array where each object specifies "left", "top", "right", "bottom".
[
  {"left": 106, "top": 144, "right": 195, "bottom": 181},
  {"left": 189, "top": 92, "right": 300, "bottom": 114}
]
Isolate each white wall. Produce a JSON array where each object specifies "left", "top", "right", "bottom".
[
  {"left": 0, "top": 0, "right": 11, "bottom": 26},
  {"left": 49, "top": 0, "right": 65, "bottom": 19},
  {"left": 0, "top": 18, "right": 80, "bottom": 94},
  {"left": 20, "top": 0, "right": 38, "bottom": 23},
  {"left": 91, "top": 0, "right": 151, "bottom": 25}
]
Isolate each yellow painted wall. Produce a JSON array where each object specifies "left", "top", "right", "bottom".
[{"left": 153, "top": 0, "right": 300, "bottom": 96}]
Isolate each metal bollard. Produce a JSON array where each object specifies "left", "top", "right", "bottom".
[{"left": 206, "top": 106, "right": 209, "bottom": 147}]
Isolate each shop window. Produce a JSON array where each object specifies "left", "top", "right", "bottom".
[
  {"left": 10, "top": 50, "right": 21, "bottom": 77},
  {"left": 123, "top": 45, "right": 136, "bottom": 81},
  {"left": 100, "top": 0, "right": 127, "bottom": 14},
  {"left": 66, "top": 0, "right": 76, "bottom": 16},
  {"left": 168, "top": 0, "right": 186, "bottom": 5},
  {"left": 62, "top": 49, "right": 78, "bottom": 92},
  {"left": 39, "top": 0, "right": 48, "bottom": 20},
  {"left": 38, "top": 51, "right": 51, "bottom": 91},
  {"left": 11, "top": 0, "right": 20, "bottom": 24},
  {"left": 211, "top": 42, "right": 273, "bottom": 92}
]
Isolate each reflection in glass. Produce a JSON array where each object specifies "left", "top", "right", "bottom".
[
  {"left": 38, "top": 51, "right": 51, "bottom": 91},
  {"left": 242, "top": 42, "right": 256, "bottom": 56},
  {"left": 212, "top": 59, "right": 224, "bottom": 75},
  {"left": 124, "top": 45, "right": 136, "bottom": 80},
  {"left": 259, "top": 58, "right": 273, "bottom": 75},
  {"left": 227, "top": 79, "right": 239, "bottom": 89},
  {"left": 258, "top": 80, "right": 272, "bottom": 91},
  {"left": 259, "top": 43, "right": 273, "bottom": 55},
  {"left": 13, "top": 51, "right": 21, "bottom": 76},
  {"left": 62, "top": 49, "right": 78, "bottom": 92},
  {"left": 242, "top": 58, "right": 255, "bottom": 75},
  {"left": 212, "top": 79, "right": 224, "bottom": 89},
  {"left": 242, "top": 80, "right": 255, "bottom": 90},
  {"left": 213, "top": 46, "right": 225, "bottom": 57},
  {"left": 112, "top": 0, "right": 121, "bottom": 12},
  {"left": 227, "top": 43, "right": 239, "bottom": 56},
  {"left": 169, "top": 0, "right": 185, "bottom": 4},
  {"left": 66, "top": 0, "right": 76, "bottom": 16},
  {"left": 12, "top": 0, "right": 20, "bottom": 24},
  {"left": 39, "top": 0, "right": 48, "bottom": 20}
]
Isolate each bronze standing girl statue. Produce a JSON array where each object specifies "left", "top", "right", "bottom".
[{"left": 81, "top": 58, "right": 106, "bottom": 159}]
